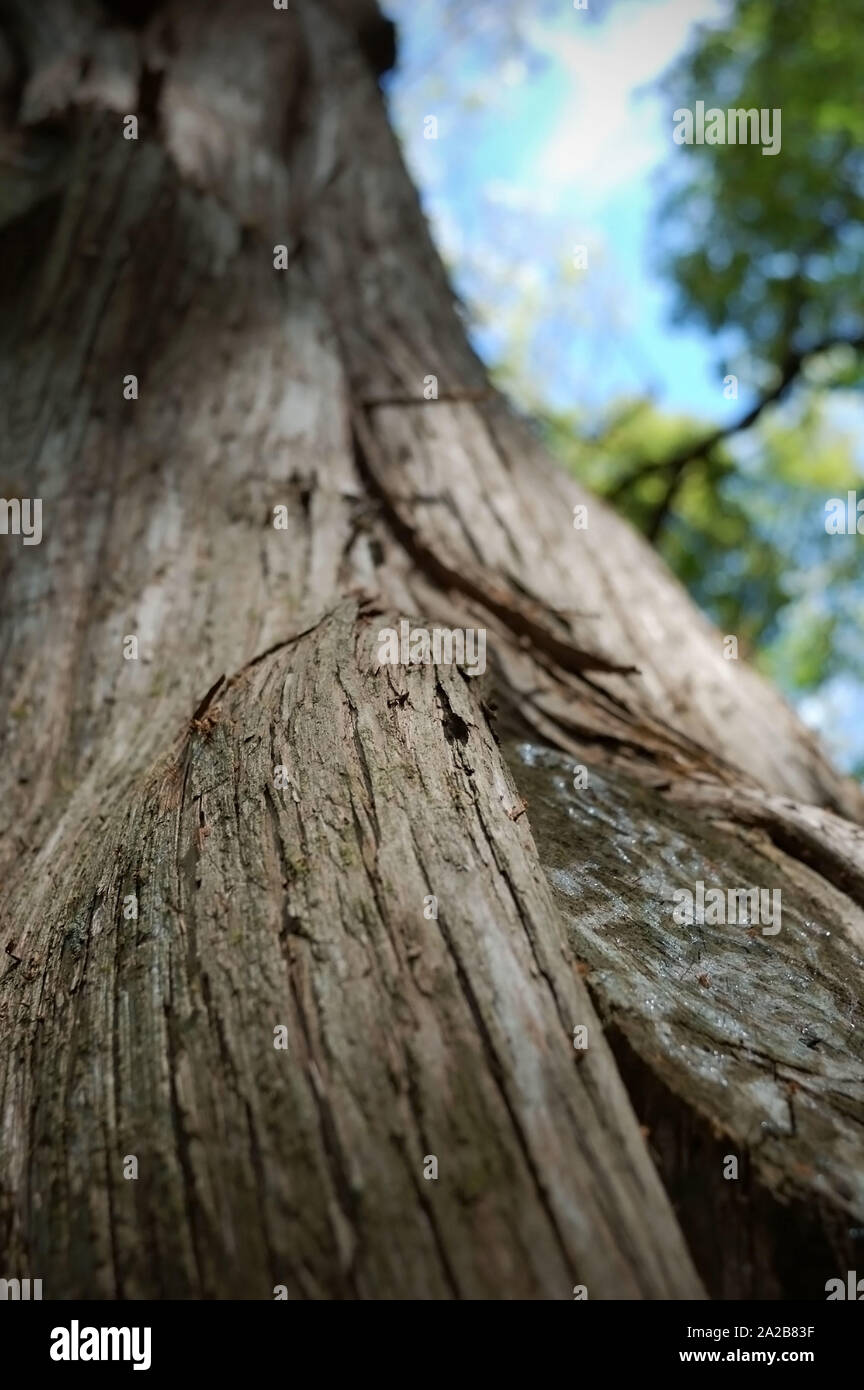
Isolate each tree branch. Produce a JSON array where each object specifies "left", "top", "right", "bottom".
[{"left": 609, "top": 331, "right": 864, "bottom": 540}]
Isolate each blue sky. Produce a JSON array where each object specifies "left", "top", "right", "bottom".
[
  {"left": 383, "top": 0, "right": 739, "bottom": 421},
  {"left": 381, "top": 0, "right": 864, "bottom": 772}
]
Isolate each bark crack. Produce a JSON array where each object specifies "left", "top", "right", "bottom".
[{"left": 349, "top": 404, "right": 638, "bottom": 679}]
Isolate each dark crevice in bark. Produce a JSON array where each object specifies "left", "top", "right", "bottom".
[
  {"left": 430, "top": 905, "right": 577, "bottom": 1282},
  {"left": 242, "top": 1097, "right": 280, "bottom": 1297},
  {"left": 435, "top": 678, "right": 471, "bottom": 746},
  {"left": 744, "top": 820, "right": 864, "bottom": 916},
  {"left": 664, "top": 785, "right": 864, "bottom": 914},
  {"left": 101, "top": 0, "right": 166, "bottom": 27},
  {"left": 286, "top": 964, "right": 361, "bottom": 1299},
  {"left": 605, "top": 1021, "right": 855, "bottom": 1299},
  {"left": 163, "top": 988, "right": 207, "bottom": 1296},
  {"left": 348, "top": 404, "right": 638, "bottom": 677},
  {"left": 395, "top": 1136, "right": 462, "bottom": 1300},
  {"left": 136, "top": 62, "right": 164, "bottom": 134}
]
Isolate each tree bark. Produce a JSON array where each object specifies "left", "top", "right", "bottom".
[{"left": 0, "top": 0, "right": 862, "bottom": 1299}]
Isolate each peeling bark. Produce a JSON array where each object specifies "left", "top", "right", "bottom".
[{"left": 0, "top": 0, "right": 861, "bottom": 1299}]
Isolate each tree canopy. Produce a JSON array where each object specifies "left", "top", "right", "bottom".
[{"left": 393, "top": 0, "right": 864, "bottom": 768}]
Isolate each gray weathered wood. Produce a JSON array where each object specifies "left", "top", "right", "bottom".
[{"left": 0, "top": 0, "right": 860, "bottom": 1298}]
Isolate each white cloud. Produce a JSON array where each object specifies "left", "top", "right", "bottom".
[
  {"left": 531, "top": 0, "right": 724, "bottom": 200},
  {"left": 482, "top": 179, "right": 555, "bottom": 214}
]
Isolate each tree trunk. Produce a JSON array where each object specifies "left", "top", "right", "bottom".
[{"left": 1, "top": 0, "right": 862, "bottom": 1300}]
